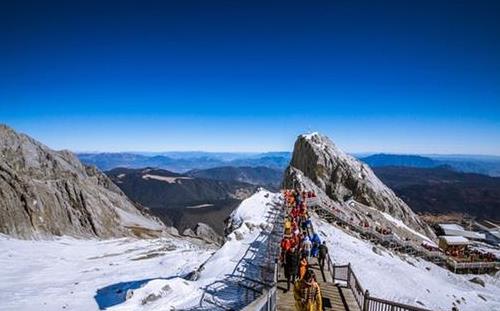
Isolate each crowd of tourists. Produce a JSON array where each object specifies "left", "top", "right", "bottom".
[{"left": 281, "top": 189, "right": 329, "bottom": 311}]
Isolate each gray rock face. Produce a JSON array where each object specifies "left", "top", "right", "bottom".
[
  {"left": 284, "top": 132, "right": 436, "bottom": 240},
  {"left": 0, "top": 124, "right": 164, "bottom": 239},
  {"left": 183, "top": 222, "right": 223, "bottom": 245}
]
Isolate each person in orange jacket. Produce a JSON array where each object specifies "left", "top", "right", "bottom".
[{"left": 299, "top": 254, "right": 308, "bottom": 279}]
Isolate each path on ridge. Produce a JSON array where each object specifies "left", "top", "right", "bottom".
[
  {"left": 276, "top": 191, "right": 360, "bottom": 311},
  {"left": 276, "top": 261, "right": 348, "bottom": 311}
]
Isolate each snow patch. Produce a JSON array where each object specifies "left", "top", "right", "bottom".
[
  {"left": 185, "top": 203, "right": 214, "bottom": 209},
  {"left": 141, "top": 174, "right": 193, "bottom": 183},
  {"left": 382, "top": 212, "right": 432, "bottom": 242},
  {"left": 115, "top": 208, "right": 164, "bottom": 231}
]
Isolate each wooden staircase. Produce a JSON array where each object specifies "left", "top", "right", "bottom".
[{"left": 276, "top": 262, "right": 359, "bottom": 311}]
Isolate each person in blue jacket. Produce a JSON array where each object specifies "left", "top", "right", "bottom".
[{"left": 311, "top": 233, "right": 321, "bottom": 257}]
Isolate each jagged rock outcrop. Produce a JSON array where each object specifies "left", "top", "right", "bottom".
[
  {"left": 284, "top": 132, "right": 436, "bottom": 240},
  {"left": 182, "top": 222, "right": 223, "bottom": 245},
  {"left": 0, "top": 124, "right": 165, "bottom": 239}
]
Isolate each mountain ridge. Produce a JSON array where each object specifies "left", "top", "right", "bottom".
[
  {"left": 283, "top": 132, "right": 436, "bottom": 240},
  {"left": 0, "top": 124, "right": 165, "bottom": 239},
  {"left": 106, "top": 167, "right": 258, "bottom": 236},
  {"left": 373, "top": 165, "right": 500, "bottom": 221}
]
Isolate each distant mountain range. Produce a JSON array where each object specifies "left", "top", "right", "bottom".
[
  {"left": 186, "top": 166, "right": 283, "bottom": 190},
  {"left": 78, "top": 152, "right": 291, "bottom": 172},
  {"left": 373, "top": 166, "right": 500, "bottom": 221},
  {"left": 106, "top": 167, "right": 258, "bottom": 235},
  {"left": 360, "top": 153, "right": 500, "bottom": 177},
  {"left": 79, "top": 152, "right": 500, "bottom": 177}
]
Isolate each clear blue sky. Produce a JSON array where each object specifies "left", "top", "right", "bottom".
[{"left": 1, "top": 1, "right": 499, "bottom": 154}]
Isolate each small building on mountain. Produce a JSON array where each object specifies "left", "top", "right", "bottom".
[
  {"left": 438, "top": 224, "right": 486, "bottom": 241},
  {"left": 439, "top": 235, "right": 470, "bottom": 254}
]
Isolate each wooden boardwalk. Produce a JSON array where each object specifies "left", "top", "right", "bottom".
[{"left": 276, "top": 261, "right": 360, "bottom": 311}]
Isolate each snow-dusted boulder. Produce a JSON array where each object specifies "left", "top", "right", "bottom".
[{"left": 182, "top": 222, "right": 223, "bottom": 245}]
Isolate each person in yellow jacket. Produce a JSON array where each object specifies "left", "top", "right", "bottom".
[
  {"left": 284, "top": 217, "right": 292, "bottom": 235},
  {"left": 293, "top": 270, "right": 322, "bottom": 311}
]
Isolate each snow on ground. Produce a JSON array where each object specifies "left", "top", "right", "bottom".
[
  {"left": 110, "top": 189, "right": 282, "bottom": 311},
  {"left": 312, "top": 215, "right": 500, "bottom": 311},
  {"left": 381, "top": 212, "right": 432, "bottom": 242},
  {"left": 115, "top": 208, "right": 164, "bottom": 230},
  {"left": 0, "top": 235, "right": 213, "bottom": 311}
]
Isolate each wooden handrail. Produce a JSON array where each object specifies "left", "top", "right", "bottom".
[
  {"left": 367, "top": 295, "right": 431, "bottom": 311},
  {"left": 315, "top": 203, "right": 498, "bottom": 272}
]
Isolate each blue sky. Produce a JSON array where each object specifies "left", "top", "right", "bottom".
[{"left": 1, "top": 1, "right": 499, "bottom": 154}]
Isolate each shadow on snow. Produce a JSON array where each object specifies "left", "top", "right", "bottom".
[{"left": 94, "top": 277, "right": 176, "bottom": 310}]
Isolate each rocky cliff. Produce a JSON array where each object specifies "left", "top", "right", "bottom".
[
  {"left": 0, "top": 125, "right": 165, "bottom": 239},
  {"left": 284, "top": 132, "right": 436, "bottom": 240}
]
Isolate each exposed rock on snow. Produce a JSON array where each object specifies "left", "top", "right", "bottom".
[
  {"left": 0, "top": 124, "right": 164, "bottom": 239},
  {"left": 182, "top": 222, "right": 223, "bottom": 245},
  {"left": 469, "top": 277, "right": 486, "bottom": 287},
  {"left": 284, "top": 132, "right": 436, "bottom": 240}
]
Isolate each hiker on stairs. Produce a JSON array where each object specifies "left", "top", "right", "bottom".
[
  {"left": 302, "top": 236, "right": 312, "bottom": 261},
  {"left": 310, "top": 233, "right": 321, "bottom": 258},
  {"left": 299, "top": 254, "right": 308, "bottom": 279},
  {"left": 317, "top": 241, "right": 328, "bottom": 273},
  {"left": 293, "top": 269, "right": 322, "bottom": 311},
  {"left": 284, "top": 246, "right": 299, "bottom": 292}
]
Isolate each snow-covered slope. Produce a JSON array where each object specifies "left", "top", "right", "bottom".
[
  {"left": 312, "top": 215, "right": 500, "bottom": 311},
  {"left": 109, "top": 189, "right": 282, "bottom": 310},
  {"left": 0, "top": 234, "right": 214, "bottom": 311}
]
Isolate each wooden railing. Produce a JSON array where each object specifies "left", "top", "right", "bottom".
[
  {"left": 314, "top": 204, "right": 498, "bottom": 273},
  {"left": 326, "top": 255, "right": 431, "bottom": 311},
  {"left": 446, "top": 258, "right": 499, "bottom": 271},
  {"left": 241, "top": 263, "right": 278, "bottom": 311},
  {"left": 241, "top": 200, "right": 285, "bottom": 311},
  {"left": 364, "top": 295, "right": 430, "bottom": 311}
]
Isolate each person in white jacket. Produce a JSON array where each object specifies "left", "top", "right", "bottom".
[{"left": 302, "top": 236, "right": 312, "bottom": 261}]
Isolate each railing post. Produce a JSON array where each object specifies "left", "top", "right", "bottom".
[
  {"left": 347, "top": 263, "right": 351, "bottom": 285},
  {"left": 331, "top": 258, "right": 335, "bottom": 281},
  {"left": 363, "top": 289, "right": 370, "bottom": 311}
]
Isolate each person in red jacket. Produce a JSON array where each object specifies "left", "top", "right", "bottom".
[{"left": 281, "top": 236, "right": 292, "bottom": 262}]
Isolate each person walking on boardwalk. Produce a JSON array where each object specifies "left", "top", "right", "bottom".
[
  {"left": 299, "top": 254, "right": 308, "bottom": 279},
  {"left": 310, "top": 233, "right": 321, "bottom": 257},
  {"left": 302, "top": 236, "right": 312, "bottom": 261},
  {"left": 317, "top": 241, "right": 328, "bottom": 271},
  {"left": 284, "top": 246, "right": 299, "bottom": 292},
  {"left": 281, "top": 235, "right": 293, "bottom": 262},
  {"left": 293, "top": 269, "right": 322, "bottom": 311}
]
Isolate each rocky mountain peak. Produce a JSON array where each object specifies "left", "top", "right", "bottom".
[
  {"left": 285, "top": 132, "right": 436, "bottom": 240},
  {"left": 0, "top": 124, "right": 165, "bottom": 239}
]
